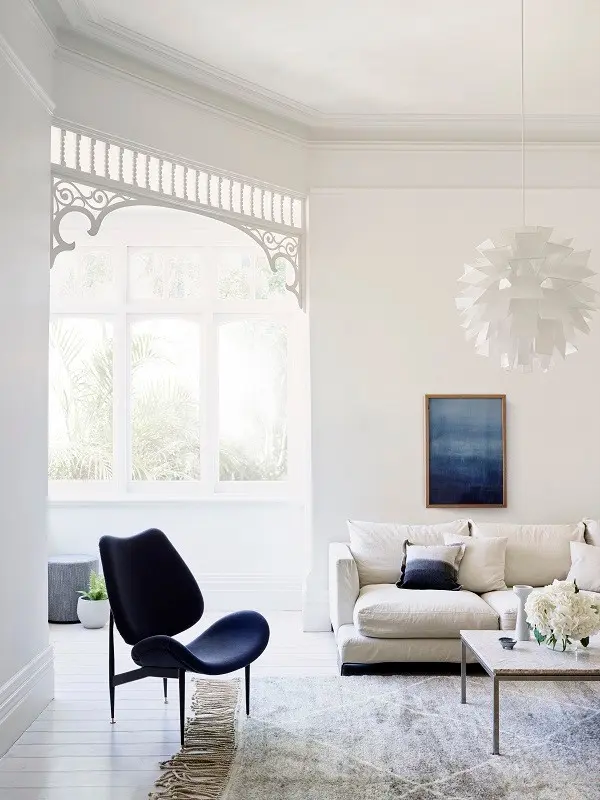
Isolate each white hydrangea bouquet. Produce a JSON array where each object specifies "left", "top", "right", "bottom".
[{"left": 525, "top": 579, "right": 600, "bottom": 651}]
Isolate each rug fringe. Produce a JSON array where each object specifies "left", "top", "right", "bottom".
[{"left": 148, "top": 677, "right": 240, "bottom": 800}]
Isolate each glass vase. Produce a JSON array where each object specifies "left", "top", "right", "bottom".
[{"left": 545, "top": 636, "right": 580, "bottom": 655}]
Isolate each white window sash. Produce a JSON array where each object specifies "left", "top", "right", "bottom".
[{"left": 49, "top": 247, "right": 304, "bottom": 500}]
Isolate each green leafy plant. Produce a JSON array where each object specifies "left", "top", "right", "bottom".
[{"left": 78, "top": 571, "right": 108, "bottom": 601}]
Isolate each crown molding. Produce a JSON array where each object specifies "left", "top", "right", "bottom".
[
  {"left": 308, "top": 115, "right": 600, "bottom": 145},
  {"left": 25, "top": 0, "right": 60, "bottom": 50},
  {"left": 0, "top": 29, "right": 55, "bottom": 113},
  {"left": 49, "top": 0, "right": 88, "bottom": 27},
  {"left": 56, "top": 42, "right": 309, "bottom": 147},
  {"left": 55, "top": 44, "right": 600, "bottom": 147},
  {"left": 308, "top": 140, "right": 600, "bottom": 152},
  {"left": 51, "top": 0, "right": 600, "bottom": 146},
  {"left": 72, "top": 15, "right": 323, "bottom": 125}
]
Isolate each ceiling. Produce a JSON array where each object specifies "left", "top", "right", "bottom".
[{"left": 51, "top": 0, "right": 600, "bottom": 136}]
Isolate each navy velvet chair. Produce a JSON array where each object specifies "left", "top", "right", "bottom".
[{"left": 99, "top": 529, "right": 270, "bottom": 746}]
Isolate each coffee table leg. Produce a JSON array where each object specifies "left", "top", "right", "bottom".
[
  {"left": 461, "top": 640, "right": 466, "bottom": 704},
  {"left": 492, "top": 676, "right": 500, "bottom": 755}
]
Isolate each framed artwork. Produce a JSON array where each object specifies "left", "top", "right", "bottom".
[{"left": 425, "top": 394, "right": 506, "bottom": 508}]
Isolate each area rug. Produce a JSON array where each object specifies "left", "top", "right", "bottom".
[
  {"left": 153, "top": 673, "right": 600, "bottom": 800},
  {"left": 150, "top": 678, "right": 239, "bottom": 800}
]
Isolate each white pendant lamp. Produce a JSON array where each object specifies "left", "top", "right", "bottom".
[{"left": 456, "top": 0, "right": 597, "bottom": 372}]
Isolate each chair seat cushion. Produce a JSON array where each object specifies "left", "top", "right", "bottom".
[
  {"left": 132, "top": 610, "right": 270, "bottom": 674},
  {"left": 353, "top": 584, "right": 499, "bottom": 639}
]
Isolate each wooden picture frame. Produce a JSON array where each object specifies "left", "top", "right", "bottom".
[{"left": 425, "top": 394, "right": 506, "bottom": 508}]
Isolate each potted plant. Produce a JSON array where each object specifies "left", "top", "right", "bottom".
[{"left": 77, "top": 571, "right": 110, "bottom": 629}]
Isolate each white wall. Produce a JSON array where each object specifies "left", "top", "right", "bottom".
[
  {"left": 0, "top": 9, "right": 54, "bottom": 754},
  {"left": 304, "top": 164, "right": 600, "bottom": 628},
  {"left": 49, "top": 500, "right": 305, "bottom": 611}
]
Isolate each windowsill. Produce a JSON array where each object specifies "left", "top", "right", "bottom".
[{"left": 47, "top": 495, "right": 305, "bottom": 507}]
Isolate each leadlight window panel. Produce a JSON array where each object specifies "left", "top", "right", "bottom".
[
  {"left": 128, "top": 247, "right": 209, "bottom": 300},
  {"left": 51, "top": 248, "right": 115, "bottom": 301},
  {"left": 216, "top": 249, "right": 288, "bottom": 302}
]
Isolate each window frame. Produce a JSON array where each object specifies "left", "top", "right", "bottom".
[{"left": 48, "top": 235, "right": 306, "bottom": 502}]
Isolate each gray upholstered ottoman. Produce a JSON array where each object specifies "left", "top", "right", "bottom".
[{"left": 48, "top": 554, "right": 99, "bottom": 623}]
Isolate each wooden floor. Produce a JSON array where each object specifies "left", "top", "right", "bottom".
[{"left": 0, "top": 613, "right": 338, "bottom": 799}]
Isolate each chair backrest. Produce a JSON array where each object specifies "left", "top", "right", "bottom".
[{"left": 99, "top": 529, "right": 204, "bottom": 645}]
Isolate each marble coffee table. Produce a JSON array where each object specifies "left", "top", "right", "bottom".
[{"left": 460, "top": 629, "right": 600, "bottom": 755}]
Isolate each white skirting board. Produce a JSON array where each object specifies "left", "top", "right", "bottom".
[{"left": 0, "top": 647, "right": 54, "bottom": 757}]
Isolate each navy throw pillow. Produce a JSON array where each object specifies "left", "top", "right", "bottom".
[{"left": 396, "top": 543, "right": 464, "bottom": 591}]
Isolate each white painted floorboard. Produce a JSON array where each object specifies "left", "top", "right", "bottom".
[{"left": 0, "top": 612, "right": 337, "bottom": 799}]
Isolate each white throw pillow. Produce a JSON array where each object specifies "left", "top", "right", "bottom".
[
  {"left": 584, "top": 519, "right": 600, "bottom": 547},
  {"left": 347, "top": 519, "right": 470, "bottom": 586},
  {"left": 471, "top": 522, "right": 585, "bottom": 587},
  {"left": 567, "top": 541, "right": 600, "bottom": 593},
  {"left": 444, "top": 533, "right": 507, "bottom": 593}
]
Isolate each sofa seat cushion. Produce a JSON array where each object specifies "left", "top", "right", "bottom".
[
  {"left": 353, "top": 584, "right": 499, "bottom": 639},
  {"left": 480, "top": 590, "right": 518, "bottom": 631}
]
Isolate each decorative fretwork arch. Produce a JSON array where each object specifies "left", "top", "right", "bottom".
[{"left": 50, "top": 120, "right": 306, "bottom": 307}]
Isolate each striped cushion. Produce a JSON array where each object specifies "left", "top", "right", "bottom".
[{"left": 396, "top": 543, "right": 465, "bottom": 591}]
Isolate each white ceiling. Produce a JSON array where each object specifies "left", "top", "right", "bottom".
[{"left": 53, "top": 0, "right": 600, "bottom": 130}]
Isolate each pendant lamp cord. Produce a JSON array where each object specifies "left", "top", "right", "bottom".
[{"left": 520, "top": 0, "right": 526, "bottom": 227}]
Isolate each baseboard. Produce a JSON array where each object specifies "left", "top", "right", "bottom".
[
  {"left": 198, "top": 574, "right": 302, "bottom": 611},
  {"left": 0, "top": 646, "right": 54, "bottom": 756}
]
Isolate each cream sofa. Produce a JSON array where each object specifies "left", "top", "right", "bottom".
[{"left": 329, "top": 519, "right": 599, "bottom": 674}]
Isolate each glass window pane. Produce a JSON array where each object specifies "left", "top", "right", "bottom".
[
  {"left": 255, "top": 256, "right": 289, "bottom": 300},
  {"left": 217, "top": 248, "right": 253, "bottom": 299},
  {"left": 49, "top": 319, "right": 113, "bottom": 480},
  {"left": 51, "top": 248, "right": 115, "bottom": 300},
  {"left": 128, "top": 247, "right": 206, "bottom": 299},
  {"left": 219, "top": 320, "right": 288, "bottom": 481},
  {"left": 130, "top": 319, "right": 201, "bottom": 480},
  {"left": 217, "top": 248, "right": 291, "bottom": 301}
]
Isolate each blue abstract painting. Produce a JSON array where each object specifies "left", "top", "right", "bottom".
[{"left": 427, "top": 396, "right": 505, "bottom": 507}]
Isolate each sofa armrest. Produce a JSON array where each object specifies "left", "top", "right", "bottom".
[{"left": 329, "top": 543, "right": 360, "bottom": 633}]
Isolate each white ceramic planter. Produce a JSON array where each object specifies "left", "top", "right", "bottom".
[{"left": 77, "top": 597, "right": 110, "bottom": 629}]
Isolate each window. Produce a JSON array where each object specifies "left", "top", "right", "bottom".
[{"left": 49, "top": 207, "right": 305, "bottom": 498}]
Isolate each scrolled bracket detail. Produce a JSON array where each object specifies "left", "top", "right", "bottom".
[
  {"left": 51, "top": 178, "right": 146, "bottom": 266},
  {"left": 240, "top": 225, "right": 302, "bottom": 307},
  {"left": 51, "top": 178, "right": 305, "bottom": 309}
]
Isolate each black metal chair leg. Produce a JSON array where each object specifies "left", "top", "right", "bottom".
[
  {"left": 245, "top": 664, "right": 250, "bottom": 716},
  {"left": 179, "top": 670, "right": 186, "bottom": 748},
  {"left": 108, "top": 613, "right": 116, "bottom": 724},
  {"left": 163, "top": 678, "right": 168, "bottom": 704}
]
